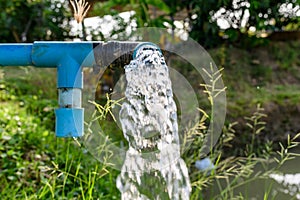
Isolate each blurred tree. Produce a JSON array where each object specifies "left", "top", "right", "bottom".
[
  {"left": 0, "top": 0, "right": 72, "bottom": 42},
  {"left": 185, "top": 0, "right": 227, "bottom": 47},
  {"left": 91, "top": 0, "right": 171, "bottom": 27},
  {"left": 207, "top": 0, "right": 300, "bottom": 46},
  {"left": 91, "top": 0, "right": 299, "bottom": 47},
  {"left": 239, "top": 0, "right": 299, "bottom": 32},
  {"left": 1, "top": 0, "right": 299, "bottom": 46}
]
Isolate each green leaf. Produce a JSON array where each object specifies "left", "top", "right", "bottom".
[{"left": 145, "top": 0, "right": 170, "bottom": 14}]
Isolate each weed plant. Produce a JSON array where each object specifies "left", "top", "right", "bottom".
[
  {"left": 181, "top": 64, "right": 300, "bottom": 200},
  {"left": 0, "top": 68, "right": 120, "bottom": 199}
]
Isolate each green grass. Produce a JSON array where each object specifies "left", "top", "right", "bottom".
[
  {"left": 0, "top": 67, "right": 120, "bottom": 199},
  {"left": 209, "top": 41, "right": 300, "bottom": 133}
]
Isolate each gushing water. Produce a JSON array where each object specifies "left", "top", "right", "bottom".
[{"left": 116, "top": 43, "right": 191, "bottom": 200}]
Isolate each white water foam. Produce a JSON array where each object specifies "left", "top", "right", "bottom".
[{"left": 116, "top": 43, "right": 191, "bottom": 200}]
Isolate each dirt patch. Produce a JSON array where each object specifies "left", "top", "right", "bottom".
[{"left": 263, "top": 102, "right": 300, "bottom": 141}]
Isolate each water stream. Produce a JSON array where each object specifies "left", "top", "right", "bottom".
[{"left": 116, "top": 43, "right": 191, "bottom": 200}]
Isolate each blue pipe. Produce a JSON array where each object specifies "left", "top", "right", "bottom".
[
  {"left": 32, "top": 41, "right": 95, "bottom": 68},
  {"left": 0, "top": 44, "right": 33, "bottom": 66},
  {"left": 32, "top": 42, "right": 97, "bottom": 137},
  {"left": 0, "top": 41, "right": 143, "bottom": 138},
  {"left": 0, "top": 42, "right": 96, "bottom": 137}
]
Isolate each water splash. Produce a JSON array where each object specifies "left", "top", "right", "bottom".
[{"left": 116, "top": 43, "right": 191, "bottom": 200}]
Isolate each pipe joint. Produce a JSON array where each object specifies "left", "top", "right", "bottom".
[{"left": 0, "top": 41, "right": 155, "bottom": 138}]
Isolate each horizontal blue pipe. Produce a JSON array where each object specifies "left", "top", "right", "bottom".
[
  {"left": 0, "top": 44, "right": 33, "bottom": 66},
  {"left": 0, "top": 42, "right": 96, "bottom": 68},
  {"left": 32, "top": 41, "right": 96, "bottom": 67}
]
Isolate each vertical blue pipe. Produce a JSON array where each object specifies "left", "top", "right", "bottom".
[
  {"left": 57, "top": 55, "right": 83, "bottom": 88},
  {"left": 55, "top": 56, "right": 84, "bottom": 137},
  {"left": 32, "top": 42, "right": 95, "bottom": 137}
]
